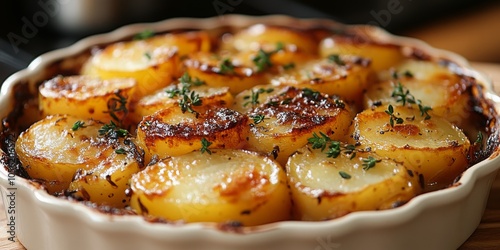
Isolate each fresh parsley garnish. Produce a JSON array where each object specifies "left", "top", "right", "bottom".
[
  {"left": 283, "top": 62, "right": 295, "bottom": 70},
  {"left": 200, "top": 138, "right": 212, "bottom": 155}
]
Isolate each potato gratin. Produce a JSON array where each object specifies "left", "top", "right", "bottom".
[{"left": 3, "top": 24, "right": 495, "bottom": 226}]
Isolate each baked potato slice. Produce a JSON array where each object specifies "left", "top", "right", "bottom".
[
  {"left": 269, "top": 55, "right": 375, "bottom": 106},
  {"left": 287, "top": 145, "right": 421, "bottom": 221},
  {"left": 39, "top": 75, "right": 136, "bottom": 124},
  {"left": 364, "top": 59, "right": 473, "bottom": 127},
  {"left": 136, "top": 106, "right": 249, "bottom": 163},
  {"left": 68, "top": 139, "right": 143, "bottom": 208},
  {"left": 15, "top": 115, "right": 141, "bottom": 193},
  {"left": 236, "top": 86, "right": 354, "bottom": 166},
  {"left": 131, "top": 76, "right": 233, "bottom": 123},
  {"left": 81, "top": 31, "right": 210, "bottom": 99},
  {"left": 351, "top": 105, "right": 470, "bottom": 191},
  {"left": 319, "top": 33, "right": 405, "bottom": 71},
  {"left": 130, "top": 149, "right": 291, "bottom": 226},
  {"left": 222, "top": 24, "right": 318, "bottom": 54},
  {"left": 184, "top": 52, "right": 269, "bottom": 95}
]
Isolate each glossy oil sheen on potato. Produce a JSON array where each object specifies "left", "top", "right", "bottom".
[
  {"left": 351, "top": 105, "right": 470, "bottom": 191},
  {"left": 287, "top": 145, "right": 421, "bottom": 221},
  {"left": 130, "top": 149, "right": 291, "bottom": 226}
]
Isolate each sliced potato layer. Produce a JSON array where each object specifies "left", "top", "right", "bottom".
[
  {"left": 184, "top": 52, "right": 269, "bottom": 95},
  {"left": 235, "top": 86, "right": 354, "bottom": 166},
  {"left": 136, "top": 106, "right": 249, "bottom": 163},
  {"left": 130, "top": 149, "right": 291, "bottom": 226},
  {"left": 81, "top": 31, "right": 213, "bottom": 98},
  {"left": 223, "top": 24, "right": 318, "bottom": 54},
  {"left": 364, "top": 60, "right": 473, "bottom": 126},
  {"left": 351, "top": 105, "right": 470, "bottom": 191},
  {"left": 269, "top": 55, "right": 374, "bottom": 105},
  {"left": 132, "top": 83, "right": 233, "bottom": 124},
  {"left": 39, "top": 75, "right": 136, "bottom": 123},
  {"left": 287, "top": 146, "right": 421, "bottom": 221},
  {"left": 319, "top": 33, "right": 405, "bottom": 71},
  {"left": 15, "top": 115, "right": 143, "bottom": 195}
]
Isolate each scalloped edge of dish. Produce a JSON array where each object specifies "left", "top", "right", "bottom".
[{"left": 1, "top": 15, "right": 500, "bottom": 250}]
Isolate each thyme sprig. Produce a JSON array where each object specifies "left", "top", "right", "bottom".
[
  {"left": 200, "top": 138, "right": 212, "bottom": 155},
  {"left": 165, "top": 73, "right": 204, "bottom": 115},
  {"left": 391, "top": 82, "right": 432, "bottom": 120},
  {"left": 243, "top": 88, "right": 274, "bottom": 107},
  {"left": 98, "top": 121, "right": 129, "bottom": 140},
  {"left": 307, "top": 132, "right": 356, "bottom": 159},
  {"left": 252, "top": 42, "right": 284, "bottom": 72},
  {"left": 105, "top": 91, "right": 128, "bottom": 126},
  {"left": 362, "top": 156, "right": 381, "bottom": 170},
  {"left": 385, "top": 104, "right": 404, "bottom": 127},
  {"left": 71, "top": 121, "right": 86, "bottom": 131}
]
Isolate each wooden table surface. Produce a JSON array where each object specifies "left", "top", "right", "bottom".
[{"left": 0, "top": 62, "right": 499, "bottom": 249}]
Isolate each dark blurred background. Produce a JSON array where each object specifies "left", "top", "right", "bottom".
[{"left": 1, "top": 0, "right": 500, "bottom": 83}]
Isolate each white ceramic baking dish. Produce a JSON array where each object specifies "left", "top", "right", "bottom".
[{"left": 1, "top": 15, "right": 499, "bottom": 250}]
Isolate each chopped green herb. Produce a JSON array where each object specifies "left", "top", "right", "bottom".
[
  {"left": 134, "top": 29, "right": 155, "bottom": 40},
  {"left": 219, "top": 58, "right": 235, "bottom": 74},
  {"left": 474, "top": 131, "right": 484, "bottom": 150},
  {"left": 391, "top": 82, "right": 432, "bottom": 120},
  {"left": 308, "top": 132, "right": 331, "bottom": 151},
  {"left": 99, "top": 121, "right": 129, "bottom": 139},
  {"left": 307, "top": 132, "right": 357, "bottom": 159},
  {"left": 302, "top": 88, "right": 321, "bottom": 100},
  {"left": 250, "top": 114, "right": 266, "bottom": 124},
  {"left": 144, "top": 52, "right": 152, "bottom": 60},
  {"left": 283, "top": 62, "right": 295, "bottom": 70},
  {"left": 179, "top": 90, "right": 202, "bottom": 115},
  {"left": 115, "top": 148, "right": 127, "bottom": 154},
  {"left": 243, "top": 88, "right": 272, "bottom": 107},
  {"left": 105, "top": 91, "right": 128, "bottom": 125},
  {"left": 252, "top": 42, "right": 284, "bottom": 72},
  {"left": 339, "top": 171, "right": 352, "bottom": 179},
  {"left": 385, "top": 104, "right": 404, "bottom": 127},
  {"left": 327, "top": 54, "right": 345, "bottom": 66},
  {"left": 362, "top": 156, "right": 380, "bottom": 170},
  {"left": 200, "top": 138, "right": 212, "bottom": 155},
  {"left": 404, "top": 70, "right": 414, "bottom": 78},
  {"left": 71, "top": 121, "right": 85, "bottom": 131}
]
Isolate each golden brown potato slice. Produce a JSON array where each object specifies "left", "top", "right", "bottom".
[
  {"left": 81, "top": 31, "right": 211, "bottom": 99},
  {"left": 15, "top": 115, "right": 142, "bottom": 194},
  {"left": 130, "top": 149, "right": 291, "bottom": 226},
  {"left": 364, "top": 60, "right": 473, "bottom": 127},
  {"left": 222, "top": 24, "right": 319, "bottom": 54},
  {"left": 269, "top": 55, "right": 375, "bottom": 106},
  {"left": 184, "top": 52, "right": 269, "bottom": 95},
  {"left": 287, "top": 145, "right": 421, "bottom": 221},
  {"left": 136, "top": 106, "right": 249, "bottom": 163},
  {"left": 39, "top": 75, "right": 136, "bottom": 123},
  {"left": 319, "top": 33, "right": 405, "bottom": 71},
  {"left": 350, "top": 105, "right": 470, "bottom": 191},
  {"left": 234, "top": 86, "right": 354, "bottom": 166},
  {"left": 131, "top": 75, "right": 233, "bottom": 124},
  {"left": 67, "top": 139, "right": 144, "bottom": 208}
]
